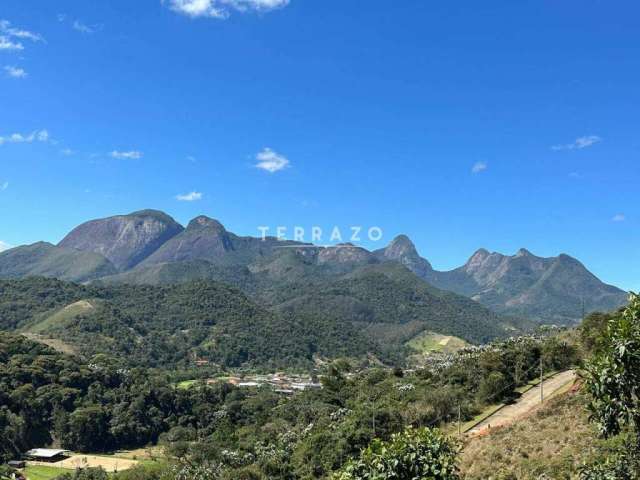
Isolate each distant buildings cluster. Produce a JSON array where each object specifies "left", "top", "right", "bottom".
[{"left": 210, "top": 373, "right": 322, "bottom": 394}]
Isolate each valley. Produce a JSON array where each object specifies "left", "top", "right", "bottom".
[
  {"left": 0, "top": 209, "right": 635, "bottom": 480},
  {"left": 2, "top": 1, "right": 638, "bottom": 478}
]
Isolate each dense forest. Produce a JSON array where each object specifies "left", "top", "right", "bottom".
[
  {"left": 0, "top": 277, "right": 380, "bottom": 368},
  {"left": 0, "top": 274, "right": 523, "bottom": 369}
]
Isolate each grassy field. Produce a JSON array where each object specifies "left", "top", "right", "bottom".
[
  {"left": 23, "top": 465, "right": 72, "bottom": 480},
  {"left": 176, "top": 379, "right": 199, "bottom": 389},
  {"left": 18, "top": 300, "right": 98, "bottom": 355},
  {"left": 24, "top": 300, "right": 95, "bottom": 334},
  {"left": 176, "top": 376, "right": 233, "bottom": 390},
  {"left": 407, "top": 332, "right": 469, "bottom": 355},
  {"left": 460, "top": 391, "right": 604, "bottom": 479}
]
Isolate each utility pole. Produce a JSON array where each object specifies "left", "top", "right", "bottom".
[
  {"left": 372, "top": 407, "right": 376, "bottom": 438},
  {"left": 540, "top": 356, "right": 544, "bottom": 404},
  {"left": 457, "top": 405, "right": 462, "bottom": 438}
]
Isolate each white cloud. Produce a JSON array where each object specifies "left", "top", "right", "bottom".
[
  {"left": 0, "top": 20, "right": 43, "bottom": 42},
  {"left": 0, "top": 181, "right": 8, "bottom": 191},
  {"left": 4, "top": 65, "right": 27, "bottom": 78},
  {"left": 0, "top": 36, "right": 23, "bottom": 50},
  {"left": 0, "top": 129, "right": 49, "bottom": 146},
  {"left": 166, "top": 0, "right": 290, "bottom": 19},
  {"left": 72, "top": 20, "right": 97, "bottom": 34},
  {"left": 471, "top": 161, "right": 487, "bottom": 174},
  {"left": 0, "top": 20, "right": 42, "bottom": 53},
  {"left": 552, "top": 135, "right": 602, "bottom": 151},
  {"left": 60, "top": 148, "right": 74, "bottom": 156},
  {"left": 255, "top": 147, "right": 290, "bottom": 173},
  {"left": 176, "top": 191, "right": 203, "bottom": 201},
  {"left": 110, "top": 150, "right": 143, "bottom": 160},
  {"left": 612, "top": 214, "right": 626, "bottom": 222},
  {"left": 0, "top": 240, "right": 12, "bottom": 252},
  {"left": 57, "top": 15, "right": 101, "bottom": 34}
]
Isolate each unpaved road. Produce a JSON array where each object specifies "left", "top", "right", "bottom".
[{"left": 467, "top": 370, "right": 576, "bottom": 435}]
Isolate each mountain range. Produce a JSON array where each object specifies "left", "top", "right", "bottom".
[
  {"left": 0, "top": 209, "right": 628, "bottom": 337},
  {"left": 374, "top": 236, "right": 627, "bottom": 324}
]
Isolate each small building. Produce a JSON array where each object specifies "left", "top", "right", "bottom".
[
  {"left": 238, "top": 381, "right": 260, "bottom": 388},
  {"left": 7, "top": 460, "right": 25, "bottom": 469},
  {"left": 24, "top": 449, "right": 69, "bottom": 462}
]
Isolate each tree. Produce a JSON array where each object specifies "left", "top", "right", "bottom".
[
  {"left": 583, "top": 293, "right": 640, "bottom": 439},
  {"left": 55, "top": 467, "right": 109, "bottom": 480},
  {"left": 333, "top": 427, "right": 459, "bottom": 480},
  {"left": 61, "top": 406, "right": 110, "bottom": 452},
  {"left": 0, "top": 466, "right": 16, "bottom": 480},
  {"left": 582, "top": 293, "right": 640, "bottom": 479}
]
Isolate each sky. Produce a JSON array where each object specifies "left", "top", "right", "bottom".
[{"left": 0, "top": 0, "right": 638, "bottom": 291}]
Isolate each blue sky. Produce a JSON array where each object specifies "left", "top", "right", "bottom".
[{"left": 0, "top": 0, "right": 638, "bottom": 291}]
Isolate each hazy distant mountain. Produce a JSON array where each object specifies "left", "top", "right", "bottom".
[
  {"left": 376, "top": 238, "right": 628, "bottom": 324},
  {"left": 0, "top": 242, "right": 117, "bottom": 282},
  {"left": 58, "top": 209, "right": 184, "bottom": 270}
]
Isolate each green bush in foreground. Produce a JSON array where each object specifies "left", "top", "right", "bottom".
[
  {"left": 55, "top": 467, "right": 109, "bottom": 480},
  {"left": 333, "top": 427, "right": 459, "bottom": 480},
  {"left": 582, "top": 292, "right": 640, "bottom": 479},
  {"left": 584, "top": 292, "right": 640, "bottom": 439}
]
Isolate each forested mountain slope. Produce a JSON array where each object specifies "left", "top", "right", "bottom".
[
  {"left": 0, "top": 242, "right": 117, "bottom": 282},
  {"left": 0, "top": 277, "right": 379, "bottom": 368}
]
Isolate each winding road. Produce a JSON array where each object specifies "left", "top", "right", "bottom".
[{"left": 467, "top": 370, "right": 577, "bottom": 436}]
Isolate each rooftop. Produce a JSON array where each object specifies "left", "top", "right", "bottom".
[{"left": 24, "top": 449, "right": 68, "bottom": 458}]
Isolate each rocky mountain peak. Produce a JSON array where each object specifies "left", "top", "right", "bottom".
[
  {"left": 468, "top": 248, "right": 490, "bottom": 263},
  {"left": 386, "top": 235, "right": 418, "bottom": 255},
  {"left": 318, "top": 244, "right": 375, "bottom": 265},
  {"left": 373, "top": 234, "right": 433, "bottom": 276},
  {"left": 516, "top": 248, "right": 535, "bottom": 257},
  {"left": 187, "top": 216, "right": 226, "bottom": 232},
  {"left": 384, "top": 235, "right": 419, "bottom": 257},
  {"left": 58, "top": 210, "right": 184, "bottom": 271}
]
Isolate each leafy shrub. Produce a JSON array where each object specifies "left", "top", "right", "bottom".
[
  {"left": 333, "top": 427, "right": 459, "bottom": 480},
  {"left": 55, "top": 467, "right": 109, "bottom": 480},
  {"left": 583, "top": 293, "right": 640, "bottom": 438}
]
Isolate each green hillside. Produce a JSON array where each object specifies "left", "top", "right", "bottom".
[
  {"left": 23, "top": 299, "right": 97, "bottom": 333},
  {"left": 273, "top": 263, "right": 528, "bottom": 346},
  {"left": 0, "top": 277, "right": 380, "bottom": 368},
  {"left": 407, "top": 331, "right": 469, "bottom": 355},
  {"left": 0, "top": 242, "right": 117, "bottom": 282},
  {"left": 95, "top": 252, "right": 528, "bottom": 353}
]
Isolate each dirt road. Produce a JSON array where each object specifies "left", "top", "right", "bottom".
[{"left": 467, "top": 370, "right": 576, "bottom": 436}]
